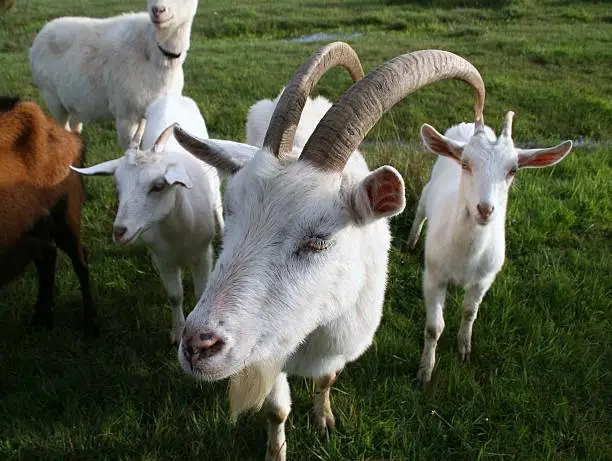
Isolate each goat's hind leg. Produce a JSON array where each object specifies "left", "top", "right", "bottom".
[
  {"left": 53, "top": 196, "right": 98, "bottom": 336},
  {"left": 407, "top": 183, "right": 429, "bottom": 249},
  {"left": 417, "top": 268, "right": 447, "bottom": 386},
  {"left": 264, "top": 373, "right": 291, "bottom": 461},
  {"left": 30, "top": 242, "right": 57, "bottom": 330},
  {"left": 41, "top": 90, "right": 70, "bottom": 131},
  {"left": 457, "top": 278, "right": 493, "bottom": 363}
]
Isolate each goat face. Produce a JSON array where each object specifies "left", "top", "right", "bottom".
[
  {"left": 421, "top": 113, "right": 573, "bottom": 226},
  {"left": 71, "top": 150, "right": 192, "bottom": 245},
  {"left": 174, "top": 143, "right": 404, "bottom": 383},
  {"left": 148, "top": 0, "right": 198, "bottom": 28},
  {"left": 112, "top": 156, "right": 191, "bottom": 244}
]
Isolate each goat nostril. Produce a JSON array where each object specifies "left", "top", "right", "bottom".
[
  {"left": 113, "top": 225, "right": 127, "bottom": 240},
  {"left": 199, "top": 332, "right": 220, "bottom": 348},
  {"left": 152, "top": 6, "right": 166, "bottom": 16},
  {"left": 477, "top": 203, "right": 493, "bottom": 218},
  {"left": 196, "top": 332, "right": 224, "bottom": 358}
]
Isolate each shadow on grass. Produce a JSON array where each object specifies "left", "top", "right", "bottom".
[{"left": 0, "top": 272, "right": 268, "bottom": 460}]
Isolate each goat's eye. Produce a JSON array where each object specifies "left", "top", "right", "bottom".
[
  {"left": 507, "top": 167, "right": 517, "bottom": 178},
  {"left": 461, "top": 161, "right": 471, "bottom": 173},
  {"left": 300, "top": 236, "right": 334, "bottom": 253},
  {"left": 150, "top": 180, "right": 167, "bottom": 193}
]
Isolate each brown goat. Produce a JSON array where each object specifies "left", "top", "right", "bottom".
[{"left": 0, "top": 96, "right": 97, "bottom": 336}]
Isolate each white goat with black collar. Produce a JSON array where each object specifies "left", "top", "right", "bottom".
[
  {"left": 408, "top": 113, "right": 573, "bottom": 386},
  {"left": 29, "top": 0, "right": 198, "bottom": 149},
  {"left": 172, "top": 42, "right": 488, "bottom": 461}
]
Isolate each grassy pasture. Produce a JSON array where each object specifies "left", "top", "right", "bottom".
[{"left": 0, "top": 0, "right": 610, "bottom": 460}]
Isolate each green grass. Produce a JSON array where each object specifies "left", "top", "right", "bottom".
[{"left": 1, "top": 0, "right": 610, "bottom": 460}]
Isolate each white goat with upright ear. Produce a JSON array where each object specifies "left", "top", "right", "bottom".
[
  {"left": 408, "top": 112, "right": 573, "bottom": 386},
  {"left": 29, "top": 0, "right": 198, "bottom": 149},
  {"left": 71, "top": 95, "right": 222, "bottom": 344},
  {"left": 171, "top": 42, "right": 487, "bottom": 461}
]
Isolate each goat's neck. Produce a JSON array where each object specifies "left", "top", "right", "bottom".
[{"left": 151, "top": 19, "right": 193, "bottom": 63}]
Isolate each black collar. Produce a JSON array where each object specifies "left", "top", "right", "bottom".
[{"left": 157, "top": 43, "right": 181, "bottom": 60}]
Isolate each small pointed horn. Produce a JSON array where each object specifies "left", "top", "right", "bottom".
[
  {"left": 502, "top": 110, "right": 515, "bottom": 138},
  {"left": 153, "top": 123, "right": 177, "bottom": 152},
  {"left": 129, "top": 118, "right": 147, "bottom": 151},
  {"left": 262, "top": 41, "right": 364, "bottom": 159},
  {"left": 300, "top": 50, "right": 485, "bottom": 171}
]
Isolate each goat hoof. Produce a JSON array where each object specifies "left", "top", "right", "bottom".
[
  {"left": 169, "top": 330, "right": 182, "bottom": 345},
  {"left": 416, "top": 368, "right": 432, "bottom": 388},
  {"left": 315, "top": 412, "right": 336, "bottom": 437},
  {"left": 265, "top": 443, "right": 286, "bottom": 461},
  {"left": 460, "top": 351, "right": 471, "bottom": 364}
]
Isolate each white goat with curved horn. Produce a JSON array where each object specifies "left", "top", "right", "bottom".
[
  {"left": 408, "top": 109, "right": 573, "bottom": 386},
  {"left": 173, "top": 42, "right": 485, "bottom": 461}
]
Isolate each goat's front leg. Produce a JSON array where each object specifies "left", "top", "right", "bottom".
[
  {"left": 151, "top": 255, "right": 184, "bottom": 344},
  {"left": 115, "top": 117, "right": 140, "bottom": 150},
  {"left": 313, "top": 371, "right": 339, "bottom": 436},
  {"left": 264, "top": 373, "right": 291, "bottom": 461},
  {"left": 190, "top": 244, "right": 213, "bottom": 301},
  {"left": 417, "top": 268, "right": 447, "bottom": 386},
  {"left": 457, "top": 277, "right": 494, "bottom": 363}
]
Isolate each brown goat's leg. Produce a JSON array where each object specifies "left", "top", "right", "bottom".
[
  {"left": 30, "top": 243, "right": 57, "bottom": 330},
  {"left": 54, "top": 195, "right": 98, "bottom": 337},
  {"left": 55, "top": 228, "right": 98, "bottom": 337}
]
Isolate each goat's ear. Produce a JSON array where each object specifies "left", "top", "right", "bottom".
[
  {"left": 350, "top": 166, "right": 406, "bottom": 224},
  {"left": 173, "top": 125, "right": 258, "bottom": 176},
  {"left": 70, "top": 159, "right": 121, "bottom": 176},
  {"left": 516, "top": 140, "right": 573, "bottom": 169},
  {"left": 420, "top": 123, "right": 465, "bottom": 162},
  {"left": 165, "top": 163, "right": 193, "bottom": 189}
]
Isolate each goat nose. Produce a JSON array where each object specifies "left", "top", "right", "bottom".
[
  {"left": 113, "top": 225, "right": 127, "bottom": 241},
  {"left": 184, "top": 332, "right": 224, "bottom": 365},
  {"left": 151, "top": 6, "right": 166, "bottom": 16},
  {"left": 477, "top": 202, "right": 494, "bottom": 219}
]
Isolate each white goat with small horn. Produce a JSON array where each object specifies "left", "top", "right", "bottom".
[
  {"left": 71, "top": 95, "right": 222, "bottom": 344},
  {"left": 408, "top": 110, "right": 573, "bottom": 386},
  {"left": 171, "top": 42, "right": 487, "bottom": 461}
]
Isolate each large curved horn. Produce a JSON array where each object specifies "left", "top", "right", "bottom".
[
  {"left": 262, "top": 41, "right": 364, "bottom": 159},
  {"left": 300, "top": 50, "right": 485, "bottom": 171}
]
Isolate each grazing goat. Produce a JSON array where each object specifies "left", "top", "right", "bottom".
[
  {"left": 408, "top": 114, "right": 573, "bottom": 386},
  {"left": 0, "top": 96, "right": 97, "bottom": 335},
  {"left": 29, "top": 0, "right": 199, "bottom": 149},
  {"left": 172, "top": 42, "right": 487, "bottom": 461},
  {"left": 72, "top": 95, "right": 222, "bottom": 344}
]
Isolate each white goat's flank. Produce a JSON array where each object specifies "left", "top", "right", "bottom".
[
  {"left": 246, "top": 89, "right": 334, "bottom": 154},
  {"left": 29, "top": 0, "right": 198, "bottom": 149},
  {"left": 409, "top": 117, "right": 573, "bottom": 385},
  {"left": 72, "top": 94, "right": 222, "bottom": 344}
]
